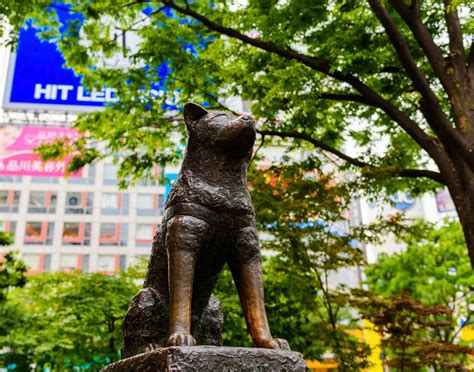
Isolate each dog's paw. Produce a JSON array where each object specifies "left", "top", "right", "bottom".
[
  {"left": 256, "top": 338, "right": 290, "bottom": 350},
  {"left": 271, "top": 338, "right": 290, "bottom": 350},
  {"left": 167, "top": 333, "right": 197, "bottom": 346}
]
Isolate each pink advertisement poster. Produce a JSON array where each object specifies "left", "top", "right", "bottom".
[
  {"left": 435, "top": 188, "right": 456, "bottom": 213},
  {"left": 0, "top": 125, "right": 82, "bottom": 177}
]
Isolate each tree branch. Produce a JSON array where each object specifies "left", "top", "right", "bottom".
[
  {"left": 368, "top": 0, "right": 474, "bottom": 171},
  {"left": 319, "top": 92, "right": 374, "bottom": 106},
  {"left": 160, "top": 0, "right": 440, "bottom": 161},
  {"left": 122, "top": 1, "right": 149, "bottom": 7},
  {"left": 389, "top": 0, "right": 465, "bottom": 92},
  {"left": 443, "top": 0, "right": 467, "bottom": 73},
  {"left": 468, "top": 38, "right": 474, "bottom": 78},
  {"left": 258, "top": 129, "right": 446, "bottom": 184}
]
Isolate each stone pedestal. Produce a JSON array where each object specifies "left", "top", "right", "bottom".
[{"left": 101, "top": 346, "right": 306, "bottom": 371}]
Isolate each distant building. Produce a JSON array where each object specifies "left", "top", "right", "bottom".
[{"left": 355, "top": 190, "right": 457, "bottom": 264}]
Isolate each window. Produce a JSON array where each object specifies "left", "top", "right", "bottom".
[
  {"left": 137, "top": 178, "right": 158, "bottom": 186},
  {"left": 68, "top": 165, "right": 96, "bottom": 185},
  {"left": 97, "top": 255, "right": 116, "bottom": 273},
  {"left": 0, "top": 191, "right": 9, "bottom": 205},
  {"left": 28, "top": 191, "right": 57, "bottom": 213},
  {"left": 81, "top": 254, "right": 90, "bottom": 273},
  {"left": 31, "top": 176, "right": 59, "bottom": 184},
  {"left": 158, "top": 194, "right": 165, "bottom": 212},
  {"left": 101, "top": 193, "right": 118, "bottom": 208},
  {"left": 43, "top": 254, "right": 52, "bottom": 271},
  {"left": 137, "top": 193, "right": 164, "bottom": 216},
  {"left": 0, "top": 191, "right": 20, "bottom": 213},
  {"left": 65, "top": 192, "right": 93, "bottom": 214},
  {"left": 97, "top": 255, "right": 126, "bottom": 274},
  {"left": 137, "top": 166, "right": 162, "bottom": 186},
  {"left": 119, "top": 255, "right": 127, "bottom": 271},
  {"left": 62, "top": 222, "right": 91, "bottom": 245},
  {"left": 24, "top": 222, "right": 54, "bottom": 245},
  {"left": 103, "top": 164, "right": 119, "bottom": 185},
  {"left": 59, "top": 254, "right": 79, "bottom": 271},
  {"left": 99, "top": 223, "right": 128, "bottom": 246},
  {"left": 24, "top": 253, "right": 51, "bottom": 273},
  {"left": 0, "top": 221, "right": 16, "bottom": 241},
  {"left": 0, "top": 176, "right": 22, "bottom": 183},
  {"left": 23, "top": 254, "right": 42, "bottom": 273},
  {"left": 129, "top": 255, "right": 149, "bottom": 267},
  {"left": 101, "top": 192, "right": 129, "bottom": 215},
  {"left": 137, "top": 193, "right": 153, "bottom": 209},
  {"left": 135, "top": 224, "right": 157, "bottom": 247}
]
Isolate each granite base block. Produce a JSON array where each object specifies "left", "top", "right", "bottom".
[{"left": 101, "top": 346, "right": 307, "bottom": 372}]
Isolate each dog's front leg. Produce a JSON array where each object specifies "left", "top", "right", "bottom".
[
  {"left": 229, "top": 227, "right": 290, "bottom": 350},
  {"left": 166, "top": 215, "right": 211, "bottom": 346}
]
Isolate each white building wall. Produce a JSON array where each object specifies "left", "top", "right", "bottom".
[{"left": 357, "top": 190, "right": 458, "bottom": 264}]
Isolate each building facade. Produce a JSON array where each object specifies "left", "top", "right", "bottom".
[{"left": 0, "top": 161, "right": 167, "bottom": 273}]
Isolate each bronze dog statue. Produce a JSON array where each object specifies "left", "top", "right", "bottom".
[{"left": 122, "top": 103, "right": 289, "bottom": 357}]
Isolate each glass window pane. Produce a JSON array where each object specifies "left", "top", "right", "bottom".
[
  {"left": 50, "top": 193, "right": 57, "bottom": 208},
  {"left": 104, "top": 164, "right": 118, "bottom": 179},
  {"left": 97, "top": 255, "right": 115, "bottom": 272},
  {"left": 28, "top": 192, "right": 56, "bottom": 213},
  {"left": 29, "top": 192, "right": 46, "bottom": 207},
  {"left": 103, "top": 164, "right": 118, "bottom": 184},
  {"left": 0, "top": 191, "right": 7, "bottom": 205},
  {"left": 31, "top": 177, "right": 59, "bottom": 184},
  {"left": 25, "top": 222, "right": 42, "bottom": 237},
  {"left": 136, "top": 224, "right": 153, "bottom": 240},
  {"left": 63, "top": 223, "right": 80, "bottom": 238},
  {"left": 100, "top": 223, "right": 117, "bottom": 239},
  {"left": 23, "top": 254, "right": 41, "bottom": 271},
  {"left": 60, "top": 255, "right": 77, "bottom": 270},
  {"left": 101, "top": 193, "right": 118, "bottom": 208},
  {"left": 158, "top": 194, "right": 165, "bottom": 211},
  {"left": 137, "top": 194, "right": 153, "bottom": 209}
]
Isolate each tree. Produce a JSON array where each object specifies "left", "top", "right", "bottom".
[
  {"left": 353, "top": 221, "right": 474, "bottom": 370},
  {"left": 0, "top": 238, "right": 28, "bottom": 370},
  {"left": 0, "top": 249, "right": 27, "bottom": 349},
  {"left": 0, "top": 269, "right": 141, "bottom": 371},
  {"left": 366, "top": 221, "right": 473, "bottom": 309},
  {"left": 354, "top": 292, "right": 473, "bottom": 371},
  {"left": 231, "top": 163, "right": 402, "bottom": 370},
  {"left": 0, "top": 243, "right": 27, "bottom": 304},
  {"left": 2, "top": 0, "right": 474, "bottom": 265}
]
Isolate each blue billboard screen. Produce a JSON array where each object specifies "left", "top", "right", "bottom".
[{"left": 3, "top": 10, "right": 117, "bottom": 112}]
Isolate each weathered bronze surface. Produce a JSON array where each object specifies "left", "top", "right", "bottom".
[
  {"left": 102, "top": 346, "right": 306, "bottom": 372},
  {"left": 122, "top": 103, "right": 289, "bottom": 358}
]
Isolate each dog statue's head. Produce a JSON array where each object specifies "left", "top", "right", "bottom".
[{"left": 183, "top": 102, "right": 256, "bottom": 158}]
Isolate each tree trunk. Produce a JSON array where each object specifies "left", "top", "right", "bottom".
[
  {"left": 447, "top": 169, "right": 474, "bottom": 268},
  {"left": 456, "top": 198, "right": 474, "bottom": 268}
]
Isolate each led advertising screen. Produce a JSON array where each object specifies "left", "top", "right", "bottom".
[
  {"left": 2, "top": 8, "right": 117, "bottom": 112},
  {"left": 0, "top": 125, "right": 82, "bottom": 177}
]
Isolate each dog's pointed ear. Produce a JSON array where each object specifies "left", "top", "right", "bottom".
[{"left": 183, "top": 102, "right": 208, "bottom": 130}]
